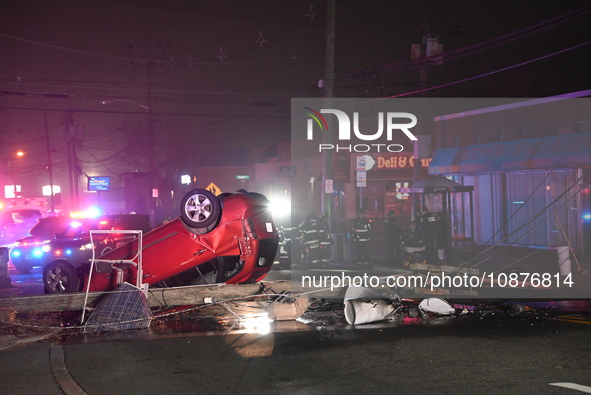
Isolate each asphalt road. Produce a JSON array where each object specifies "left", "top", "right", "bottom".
[
  {"left": 3, "top": 262, "right": 591, "bottom": 394},
  {"left": 1, "top": 311, "right": 591, "bottom": 394}
]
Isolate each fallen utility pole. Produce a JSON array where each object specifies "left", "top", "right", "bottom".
[
  {"left": 0, "top": 275, "right": 472, "bottom": 315},
  {"left": 0, "top": 283, "right": 267, "bottom": 314}
]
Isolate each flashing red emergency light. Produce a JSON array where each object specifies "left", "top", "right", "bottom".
[{"left": 70, "top": 206, "right": 102, "bottom": 219}]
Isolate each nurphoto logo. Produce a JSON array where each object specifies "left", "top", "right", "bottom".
[{"left": 303, "top": 107, "right": 418, "bottom": 152}]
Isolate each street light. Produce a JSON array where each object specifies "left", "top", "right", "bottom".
[{"left": 6, "top": 151, "right": 25, "bottom": 199}]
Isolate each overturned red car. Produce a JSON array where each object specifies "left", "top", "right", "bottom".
[{"left": 48, "top": 189, "right": 279, "bottom": 294}]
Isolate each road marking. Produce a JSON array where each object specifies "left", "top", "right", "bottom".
[
  {"left": 555, "top": 316, "right": 591, "bottom": 325},
  {"left": 50, "top": 343, "right": 87, "bottom": 395},
  {"left": 549, "top": 383, "right": 591, "bottom": 393}
]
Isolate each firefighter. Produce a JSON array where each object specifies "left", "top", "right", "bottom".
[
  {"left": 352, "top": 209, "right": 371, "bottom": 265},
  {"left": 419, "top": 206, "right": 438, "bottom": 264},
  {"left": 402, "top": 220, "right": 426, "bottom": 266},
  {"left": 435, "top": 212, "right": 448, "bottom": 263},
  {"left": 318, "top": 212, "right": 333, "bottom": 267},
  {"left": 383, "top": 209, "right": 404, "bottom": 265},
  {"left": 283, "top": 214, "right": 302, "bottom": 267},
  {"left": 300, "top": 211, "right": 321, "bottom": 266}
]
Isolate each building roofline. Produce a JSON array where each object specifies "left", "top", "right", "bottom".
[{"left": 434, "top": 89, "right": 591, "bottom": 122}]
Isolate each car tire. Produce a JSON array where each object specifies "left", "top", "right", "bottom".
[
  {"left": 180, "top": 189, "right": 221, "bottom": 230},
  {"left": 43, "top": 261, "right": 81, "bottom": 294}
]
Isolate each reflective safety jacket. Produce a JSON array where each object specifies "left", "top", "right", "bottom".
[
  {"left": 352, "top": 218, "right": 371, "bottom": 242},
  {"left": 318, "top": 218, "right": 333, "bottom": 246},
  {"left": 300, "top": 219, "right": 320, "bottom": 248},
  {"left": 283, "top": 225, "right": 301, "bottom": 242}
]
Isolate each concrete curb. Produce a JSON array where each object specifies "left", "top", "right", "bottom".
[{"left": 0, "top": 330, "right": 59, "bottom": 351}]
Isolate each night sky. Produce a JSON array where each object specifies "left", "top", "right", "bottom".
[{"left": 0, "top": 0, "right": 590, "bottom": 202}]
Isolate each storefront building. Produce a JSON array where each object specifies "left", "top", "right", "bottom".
[
  {"left": 429, "top": 92, "right": 591, "bottom": 258},
  {"left": 353, "top": 152, "right": 431, "bottom": 228}
]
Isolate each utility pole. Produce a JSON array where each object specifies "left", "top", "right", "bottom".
[
  {"left": 321, "top": 0, "right": 336, "bottom": 219},
  {"left": 145, "top": 41, "right": 158, "bottom": 227},
  {"left": 44, "top": 112, "right": 56, "bottom": 214},
  {"left": 411, "top": 32, "right": 443, "bottom": 216},
  {"left": 126, "top": 29, "right": 177, "bottom": 226},
  {"left": 65, "top": 109, "right": 80, "bottom": 211}
]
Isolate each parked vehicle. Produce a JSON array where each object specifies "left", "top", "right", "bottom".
[
  {"left": 0, "top": 197, "right": 49, "bottom": 246},
  {"left": 10, "top": 215, "right": 73, "bottom": 274},
  {"left": 79, "top": 189, "right": 279, "bottom": 294},
  {"left": 0, "top": 209, "right": 45, "bottom": 246},
  {"left": 10, "top": 214, "right": 151, "bottom": 292}
]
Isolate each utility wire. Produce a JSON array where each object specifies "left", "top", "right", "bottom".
[
  {"left": 0, "top": 32, "right": 301, "bottom": 66},
  {"left": 387, "top": 40, "right": 591, "bottom": 98},
  {"left": 381, "top": 4, "right": 591, "bottom": 77},
  {"left": 458, "top": 168, "right": 591, "bottom": 271}
]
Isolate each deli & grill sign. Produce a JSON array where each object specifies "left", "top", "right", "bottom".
[{"left": 376, "top": 155, "right": 431, "bottom": 169}]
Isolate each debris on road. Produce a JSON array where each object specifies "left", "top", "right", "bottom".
[{"left": 83, "top": 282, "right": 152, "bottom": 334}]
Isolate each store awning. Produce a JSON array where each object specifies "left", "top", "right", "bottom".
[
  {"left": 429, "top": 131, "right": 591, "bottom": 175},
  {"left": 400, "top": 176, "right": 473, "bottom": 193}
]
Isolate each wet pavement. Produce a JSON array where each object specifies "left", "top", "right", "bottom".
[
  {"left": 1, "top": 304, "right": 591, "bottom": 394},
  {"left": 1, "top": 247, "right": 591, "bottom": 393}
]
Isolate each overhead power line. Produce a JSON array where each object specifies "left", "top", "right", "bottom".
[
  {"left": 388, "top": 39, "right": 591, "bottom": 98},
  {"left": 0, "top": 32, "right": 302, "bottom": 66}
]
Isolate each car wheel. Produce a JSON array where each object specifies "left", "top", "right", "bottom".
[
  {"left": 180, "top": 189, "right": 221, "bottom": 230},
  {"left": 14, "top": 262, "right": 33, "bottom": 274},
  {"left": 43, "top": 261, "right": 81, "bottom": 294}
]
